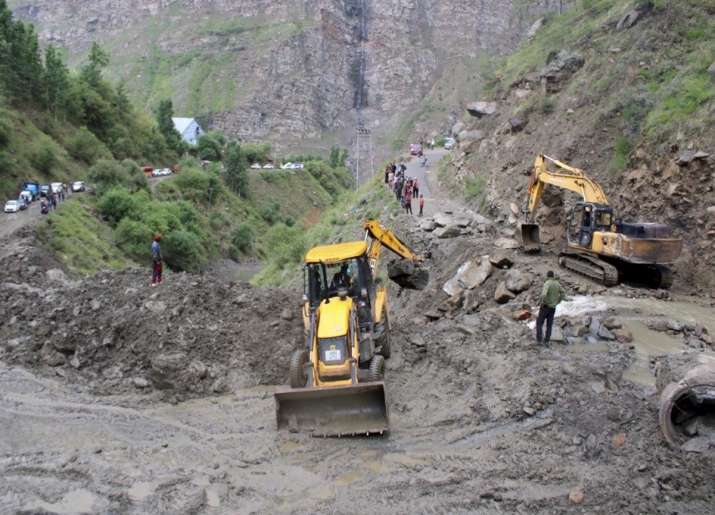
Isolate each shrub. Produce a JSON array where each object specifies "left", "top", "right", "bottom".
[
  {"left": 164, "top": 230, "right": 206, "bottom": 271},
  {"left": 115, "top": 217, "right": 153, "bottom": 260},
  {"left": 197, "top": 134, "right": 223, "bottom": 161},
  {"left": 174, "top": 168, "right": 222, "bottom": 205},
  {"left": 241, "top": 142, "right": 272, "bottom": 164},
  {"left": 609, "top": 137, "right": 632, "bottom": 174},
  {"left": 264, "top": 223, "right": 306, "bottom": 267},
  {"left": 30, "top": 143, "right": 58, "bottom": 174},
  {"left": 230, "top": 223, "right": 255, "bottom": 257},
  {"left": 260, "top": 201, "right": 281, "bottom": 224},
  {"left": 97, "top": 187, "right": 140, "bottom": 226},
  {"left": 67, "top": 127, "right": 110, "bottom": 164},
  {"left": 0, "top": 115, "right": 11, "bottom": 148},
  {"left": 88, "top": 159, "right": 147, "bottom": 196}
]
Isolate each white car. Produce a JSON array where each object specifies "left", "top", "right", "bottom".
[
  {"left": 71, "top": 181, "right": 85, "bottom": 192},
  {"left": 250, "top": 163, "right": 262, "bottom": 169},
  {"left": 51, "top": 182, "right": 64, "bottom": 193},
  {"left": 263, "top": 163, "right": 275, "bottom": 169},
  {"left": 444, "top": 137, "right": 456, "bottom": 150},
  {"left": 20, "top": 190, "right": 33, "bottom": 203},
  {"left": 280, "top": 162, "right": 293, "bottom": 170},
  {"left": 4, "top": 200, "right": 20, "bottom": 213}
]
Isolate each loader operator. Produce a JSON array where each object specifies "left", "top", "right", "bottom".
[{"left": 331, "top": 263, "right": 352, "bottom": 290}]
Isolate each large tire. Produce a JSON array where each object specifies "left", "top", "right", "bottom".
[
  {"left": 367, "top": 355, "right": 385, "bottom": 382},
  {"left": 377, "top": 316, "right": 392, "bottom": 359},
  {"left": 289, "top": 349, "right": 309, "bottom": 388}
]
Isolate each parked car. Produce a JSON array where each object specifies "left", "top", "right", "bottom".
[
  {"left": 71, "top": 181, "right": 86, "bottom": 192},
  {"left": 410, "top": 143, "right": 423, "bottom": 156},
  {"left": 39, "top": 184, "right": 51, "bottom": 198},
  {"left": 51, "top": 182, "right": 64, "bottom": 194},
  {"left": 250, "top": 163, "right": 262, "bottom": 169},
  {"left": 444, "top": 137, "right": 456, "bottom": 150},
  {"left": 4, "top": 200, "right": 20, "bottom": 213},
  {"left": 19, "top": 190, "right": 33, "bottom": 203},
  {"left": 17, "top": 197, "right": 28, "bottom": 210},
  {"left": 263, "top": 163, "right": 275, "bottom": 169}
]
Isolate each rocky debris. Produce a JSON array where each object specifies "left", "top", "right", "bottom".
[
  {"left": 494, "top": 281, "right": 516, "bottom": 304},
  {"left": 451, "top": 121, "right": 465, "bottom": 137},
  {"left": 676, "top": 150, "right": 709, "bottom": 166},
  {"left": 466, "top": 101, "right": 497, "bottom": 118},
  {"left": 433, "top": 226, "right": 462, "bottom": 239},
  {"left": 504, "top": 269, "right": 533, "bottom": 294},
  {"left": 388, "top": 261, "right": 430, "bottom": 290},
  {"left": 647, "top": 317, "right": 711, "bottom": 347},
  {"left": 419, "top": 219, "right": 437, "bottom": 232},
  {"left": 512, "top": 309, "right": 531, "bottom": 321}
]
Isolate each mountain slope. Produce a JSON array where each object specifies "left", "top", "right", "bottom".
[{"left": 8, "top": 0, "right": 570, "bottom": 153}]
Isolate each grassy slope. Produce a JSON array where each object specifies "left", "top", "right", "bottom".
[{"left": 0, "top": 104, "right": 88, "bottom": 199}]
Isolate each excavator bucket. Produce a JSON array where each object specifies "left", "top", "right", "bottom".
[
  {"left": 274, "top": 382, "right": 388, "bottom": 437},
  {"left": 521, "top": 223, "right": 541, "bottom": 253}
]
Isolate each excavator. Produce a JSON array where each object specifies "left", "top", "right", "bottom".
[
  {"left": 521, "top": 155, "right": 682, "bottom": 288},
  {"left": 274, "top": 220, "right": 425, "bottom": 436}
]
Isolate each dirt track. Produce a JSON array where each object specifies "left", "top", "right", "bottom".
[{"left": 1, "top": 156, "right": 715, "bottom": 513}]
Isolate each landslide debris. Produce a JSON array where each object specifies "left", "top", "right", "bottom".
[{"left": 0, "top": 233, "right": 303, "bottom": 398}]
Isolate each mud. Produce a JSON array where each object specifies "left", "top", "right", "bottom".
[{"left": 2, "top": 157, "right": 715, "bottom": 513}]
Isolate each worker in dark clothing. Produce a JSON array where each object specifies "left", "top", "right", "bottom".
[
  {"left": 151, "top": 234, "right": 163, "bottom": 286},
  {"left": 331, "top": 264, "right": 351, "bottom": 290},
  {"left": 536, "top": 271, "right": 568, "bottom": 346}
]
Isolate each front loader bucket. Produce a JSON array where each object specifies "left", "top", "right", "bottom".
[
  {"left": 275, "top": 382, "right": 388, "bottom": 437},
  {"left": 521, "top": 223, "right": 541, "bottom": 253}
]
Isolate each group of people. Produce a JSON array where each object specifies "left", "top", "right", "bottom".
[
  {"left": 40, "top": 189, "right": 65, "bottom": 214},
  {"left": 384, "top": 162, "right": 425, "bottom": 217}
]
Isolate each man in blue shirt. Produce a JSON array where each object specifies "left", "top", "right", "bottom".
[{"left": 151, "top": 234, "right": 163, "bottom": 286}]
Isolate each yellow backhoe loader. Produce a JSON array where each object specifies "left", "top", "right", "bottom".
[
  {"left": 274, "top": 220, "right": 424, "bottom": 436},
  {"left": 521, "top": 155, "right": 682, "bottom": 288}
]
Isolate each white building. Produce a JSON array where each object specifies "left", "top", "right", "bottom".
[{"left": 172, "top": 117, "right": 204, "bottom": 145}]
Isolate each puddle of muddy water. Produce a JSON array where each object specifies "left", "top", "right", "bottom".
[{"left": 621, "top": 320, "right": 686, "bottom": 387}]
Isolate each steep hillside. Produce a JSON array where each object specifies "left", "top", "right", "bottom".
[
  {"left": 8, "top": 0, "right": 570, "bottom": 154},
  {"left": 437, "top": 0, "right": 715, "bottom": 293}
]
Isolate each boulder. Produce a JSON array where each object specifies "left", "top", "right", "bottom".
[
  {"left": 512, "top": 309, "right": 532, "bottom": 321},
  {"left": 46, "top": 268, "right": 68, "bottom": 284},
  {"left": 433, "top": 226, "right": 462, "bottom": 239},
  {"left": 433, "top": 212, "right": 454, "bottom": 227},
  {"left": 489, "top": 252, "right": 513, "bottom": 269},
  {"left": 614, "top": 328, "right": 634, "bottom": 344},
  {"left": 597, "top": 326, "right": 616, "bottom": 341},
  {"left": 443, "top": 276, "right": 463, "bottom": 298},
  {"left": 420, "top": 219, "right": 437, "bottom": 231},
  {"left": 41, "top": 342, "right": 66, "bottom": 367},
  {"left": 505, "top": 269, "right": 533, "bottom": 294},
  {"left": 709, "top": 62, "right": 715, "bottom": 81},
  {"left": 509, "top": 116, "right": 527, "bottom": 133},
  {"left": 144, "top": 300, "right": 167, "bottom": 314},
  {"left": 458, "top": 130, "right": 484, "bottom": 143},
  {"left": 151, "top": 352, "right": 188, "bottom": 374},
  {"left": 456, "top": 257, "right": 494, "bottom": 290},
  {"left": 495, "top": 237, "right": 521, "bottom": 250},
  {"left": 676, "top": 150, "right": 709, "bottom": 166},
  {"left": 466, "top": 101, "right": 498, "bottom": 118},
  {"left": 494, "top": 281, "right": 516, "bottom": 304},
  {"left": 527, "top": 17, "right": 544, "bottom": 39},
  {"left": 617, "top": 4, "right": 651, "bottom": 31},
  {"left": 451, "top": 121, "right": 465, "bottom": 137}
]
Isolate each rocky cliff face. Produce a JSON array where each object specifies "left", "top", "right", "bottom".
[{"left": 9, "top": 0, "right": 567, "bottom": 151}]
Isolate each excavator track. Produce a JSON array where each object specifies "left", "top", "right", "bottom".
[{"left": 558, "top": 251, "right": 619, "bottom": 286}]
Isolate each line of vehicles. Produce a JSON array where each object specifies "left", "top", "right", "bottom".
[
  {"left": 249, "top": 162, "right": 305, "bottom": 170},
  {"left": 4, "top": 180, "right": 85, "bottom": 214}
]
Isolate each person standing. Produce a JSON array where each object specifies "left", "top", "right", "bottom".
[
  {"left": 419, "top": 194, "right": 425, "bottom": 217},
  {"left": 536, "top": 271, "right": 568, "bottom": 346},
  {"left": 403, "top": 185, "right": 413, "bottom": 215},
  {"left": 412, "top": 178, "right": 419, "bottom": 198},
  {"left": 151, "top": 234, "right": 163, "bottom": 287}
]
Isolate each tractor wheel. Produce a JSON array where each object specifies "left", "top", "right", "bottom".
[
  {"left": 289, "top": 349, "right": 309, "bottom": 388},
  {"left": 377, "top": 316, "right": 392, "bottom": 359},
  {"left": 367, "top": 355, "right": 385, "bottom": 382}
]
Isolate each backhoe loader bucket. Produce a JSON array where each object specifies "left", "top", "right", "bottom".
[
  {"left": 275, "top": 382, "right": 388, "bottom": 437},
  {"left": 521, "top": 223, "right": 541, "bottom": 253}
]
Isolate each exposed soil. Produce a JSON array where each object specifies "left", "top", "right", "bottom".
[{"left": 1, "top": 154, "right": 715, "bottom": 513}]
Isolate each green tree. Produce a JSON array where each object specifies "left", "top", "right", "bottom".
[
  {"left": 197, "top": 133, "right": 222, "bottom": 161},
  {"left": 43, "top": 45, "right": 69, "bottom": 117},
  {"left": 224, "top": 143, "right": 249, "bottom": 198},
  {"left": 80, "top": 42, "right": 109, "bottom": 88},
  {"left": 155, "top": 99, "right": 184, "bottom": 154}
]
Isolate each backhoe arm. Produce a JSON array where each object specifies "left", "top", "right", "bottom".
[
  {"left": 526, "top": 155, "right": 609, "bottom": 220},
  {"left": 363, "top": 220, "right": 421, "bottom": 268}
]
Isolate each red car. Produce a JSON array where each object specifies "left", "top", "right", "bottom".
[{"left": 409, "top": 143, "right": 422, "bottom": 156}]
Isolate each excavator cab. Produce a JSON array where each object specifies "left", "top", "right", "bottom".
[{"left": 566, "top": 202, "right": 613, "bottom": 250}]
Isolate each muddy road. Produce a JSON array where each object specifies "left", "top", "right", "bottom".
[{"left": 2, "top": 155, "right": 715, "bottom": 513}]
